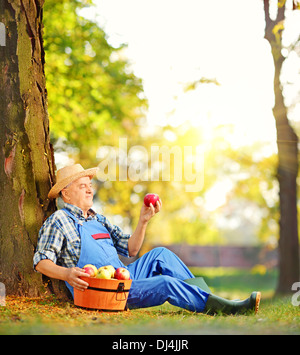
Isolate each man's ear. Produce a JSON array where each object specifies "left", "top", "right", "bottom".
[{"left": 60, "top": 189, "right": 68, "bottom": 201}]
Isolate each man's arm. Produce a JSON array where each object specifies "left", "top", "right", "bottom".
[
  {"left": 34, "top": 211, "right": 90, "bottom": 291},
  {"left": 35, "top": 259, "right": 89, "bottom": 291},
  {"left": 128, "top": 199, "right": 162, "bottom": 257}
]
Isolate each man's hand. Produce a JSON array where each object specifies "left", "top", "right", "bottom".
[
  {"left": 35, "top": 259, "right": 90, "bottom": 292},
  {"left": 65, "top": 267, "right": 90, "bottom": 291},
  {"left": 128, "top": 198, "right": 162, "bottom": 257},
  {"left": 139, "top": 198, "right": 162, "bottom": 224}
]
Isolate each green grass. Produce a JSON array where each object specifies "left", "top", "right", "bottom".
[
  {"left": 189, "top": 267, "right": 278, "bottom": 298},
  {"left": 0, "top": 268, "right": 299, "bottom": 335}
]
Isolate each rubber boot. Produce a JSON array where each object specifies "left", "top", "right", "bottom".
[
  {"left": 184, "top": 277, "right": 211, "bottom": 294},
  {"left": 204, "top": 292, "right": 261, "bottom": 315}
]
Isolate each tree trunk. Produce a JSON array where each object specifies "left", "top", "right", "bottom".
[
  {"left": 0, "top": 0, "right": 56, "bottom": 296},
  {"left": 273, "top": 59, "right": 299, "bottom": 294},
  {"left": 263, "top": 0, "right": 299, "bottom": 294}
]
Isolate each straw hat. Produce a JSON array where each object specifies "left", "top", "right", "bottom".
[{"left": 48, "top": 164, "right": 99, "bottom": 199}]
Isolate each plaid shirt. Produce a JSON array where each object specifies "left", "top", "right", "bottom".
[{"left": 33, "top": 203, "right": 130, "bottom": 269}]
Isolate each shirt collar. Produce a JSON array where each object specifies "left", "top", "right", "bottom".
[{"left": 63, "top": 202, "right": 96, "bottom": 220}]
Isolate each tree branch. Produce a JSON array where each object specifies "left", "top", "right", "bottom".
[
  {"left": 263, "top": 0, "right": 275, "bottom": 42},
  {"left": 277, "top": 2, "right": 286, "bottom": 23}
]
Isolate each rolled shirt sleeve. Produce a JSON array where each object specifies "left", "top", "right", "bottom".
[{"left": 33, "top": 217, "right": 64, "bottom": 270}]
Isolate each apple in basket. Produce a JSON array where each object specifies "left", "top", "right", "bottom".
[
  {"left": 96, "top": 268, "right": 112, "bottom": 279},
  {"left": 144, "top": 193, "right": 159, "bottom": 207},
  {"left": 97, "top": 265, "right": 115, "bottom": 278},
  {"left": 83, "top": 264, "right": 97, "bottom": 277},
  {"left": 114, "top": 267, "right": 130, "bottom": 280}
]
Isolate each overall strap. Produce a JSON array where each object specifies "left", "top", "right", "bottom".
[
  {"left": 61, "top": 208, "right": 81, "bottom": 223},
  {"left": 61, "top": 208, "right": 83, "bottom": 235},
  {"left": 95, "top": 213, "right": 105, "bottom": 225}
]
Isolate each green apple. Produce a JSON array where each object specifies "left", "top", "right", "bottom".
[
  {"left": 96, "top": 268, "right": 112, "bottom": 279},
  {"left": 98, "top": 265, "right": 115, "bottom": 278}
]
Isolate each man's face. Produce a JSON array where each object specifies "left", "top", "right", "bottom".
[{"left": 62, "top": 176, "right": 94, "bottom": 212}]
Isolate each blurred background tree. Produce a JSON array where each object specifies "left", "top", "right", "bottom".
[{"left": 263, "top": 0, "right": 299, "bottom": 294}]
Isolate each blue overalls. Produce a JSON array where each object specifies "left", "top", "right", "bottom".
[{"left": 63, "top": 209, "right": 209, "bottom": 313}]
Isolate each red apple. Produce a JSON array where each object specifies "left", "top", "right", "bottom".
[
  {"left": 144, "top": 193, "right": 160, "bottom": 207},
  {"left": 83, "top": 266, "right": 96, "bottom": 277},
  {"left": 114, "top": 267, "right": 130, "bottom": 280}
]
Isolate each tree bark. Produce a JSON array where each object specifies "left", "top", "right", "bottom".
[
  {"left": 263, "top": 0, "right": 299, "bottom": 294},
  {"left": 274, "top": 61, "right": 299, "bottom": 294},
  {"left": 0, "top": 0, "right": 56, "bottom": 296}
]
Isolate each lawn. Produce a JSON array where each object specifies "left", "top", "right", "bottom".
[{"left": 0, "top": 268, "right": 299, "bottom": 336}]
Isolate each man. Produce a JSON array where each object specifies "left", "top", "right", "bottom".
[{"left": 34, "top": 164, "right": 261, "bottom": 314}]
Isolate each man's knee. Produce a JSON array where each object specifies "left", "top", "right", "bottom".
[
  {"left": 152, "top": 246, "right": 172, "bottom": 256},
  {"left": 155, "top": 275, "right": 177, "bottom": 290}
]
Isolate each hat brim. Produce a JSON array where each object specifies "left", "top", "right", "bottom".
[{"left": 48, "top": 167, "right": 99, "bottom": 199}]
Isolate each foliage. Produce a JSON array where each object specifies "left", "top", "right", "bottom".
[
  {"left": 43, "top": 0, "right": 147, "bottom": 163},
  {"left": 216, "top": 143, "right": 280, "bottom": 244}
]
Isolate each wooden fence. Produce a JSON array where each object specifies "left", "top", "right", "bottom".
[{"left": 160, "top": 244, "right": 278, "bottom": 268}]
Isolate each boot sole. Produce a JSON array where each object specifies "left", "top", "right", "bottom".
[{"left": 255, "top": 292, "right": 261, "bottom": 314}]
